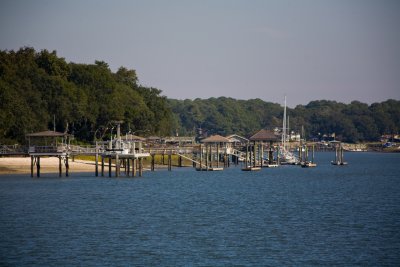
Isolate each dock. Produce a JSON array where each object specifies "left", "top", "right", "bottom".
[{"left": 0, "top": 125, "right": 343, "bottom": 177}]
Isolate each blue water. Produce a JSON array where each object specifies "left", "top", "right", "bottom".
[{"left": 1, "top": 152, "right": 399, "bottom": 266}]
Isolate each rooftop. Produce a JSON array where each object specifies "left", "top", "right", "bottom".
[
  {"left": 249, "top": 129, "right": 280, "bottom": 142},
  {"left": 201, "top": 135, "right": 231, "bottom": 143}
]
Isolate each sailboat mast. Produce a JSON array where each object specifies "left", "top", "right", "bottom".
[
  {"left": 287, "top": 115, "right": 290, "bottom": 140},
  {"left": 282, "top": 96, "right": 287, "bottom": 149}
]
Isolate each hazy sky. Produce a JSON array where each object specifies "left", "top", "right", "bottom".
[{"left": 1, "top": 0, "right": 399, "bottom": 106}]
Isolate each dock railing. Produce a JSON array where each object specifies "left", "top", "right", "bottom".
[{"left": 0, "top": 145, "right": 28, "bottom": 155}]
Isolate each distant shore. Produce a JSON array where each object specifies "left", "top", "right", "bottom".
[{"left": 0, "top": 157, "right": 95, "bottom": 175}]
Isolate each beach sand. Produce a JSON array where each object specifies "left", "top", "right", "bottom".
[{"left": 0, "top": 157, "right": 96, "bottom": 175}]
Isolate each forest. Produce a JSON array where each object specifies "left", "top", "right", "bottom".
[{"left": 1, "top": 48, "right": 399, "bottom": 144}]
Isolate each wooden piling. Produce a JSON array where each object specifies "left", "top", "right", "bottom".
[
  {"left": 178, "top": 155, "right": 182, "bottom": 167},
  {"left": 65, "top": 156, "right": 69, "bottom": 177},
  {"left": 216, "top": 144, "right": 220, "bottom": 168},
  {"left": 37, "top": 156, "right": 40, "bottom": 177},
  {"left": 31, "top": 156, "right": 34, "bottom": 177},
  {"left": 245, "top": 144, "right": 249, "bottom": 167},
  {"left": 168, "top": 152, "right": 172, "bottom": 171},
  {"left": 59, "top": 156, "right": 62, "bottom": 177},
  {"left": 151, "top": 154, "right": 155, "bottom": 171},
  {"left": 268, "top": 142, "right": 274, "bottom": 164},
  {"left": 139, "top": 158, "right": 143, "bottom": 176},
  {"left": 253, "top": 142, "right": 256, "bottom": 167},
  {"left": 109, "top": 157, "right": 112, "bottom": 177},
  {"left": 132, "top": 158, "right": 136, "bottom": 177},
  {"left": 199, "top": 144, "right": 203, "bottom": 171},
  {"left": 101, "top": 156, "right": 104, "bottom": 176},
  {"left": 95, "top": 152, "right": 99, "bottom": 177},
  {"left": 115, "top": 154, "right": 119, "bottom": 177},
  {"left": 205, "top": 145, "right": 209, "bottom": 170}
]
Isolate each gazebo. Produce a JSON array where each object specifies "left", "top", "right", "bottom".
[
  {"left": 25, "top": 130, "right": 72, "bottom": 177},
  {"left": 199, "top": 135, "right": 231, "bottom": 170},
  {"left": 249, "top": 129, "right": 280, "bottom": 167},
  {"left": 26, "top": 130, "right": 71, "bottom": 153}
]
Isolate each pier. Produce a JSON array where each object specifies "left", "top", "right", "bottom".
[{"left": 1, "top": 127, "right": 361, "bottom": 177}]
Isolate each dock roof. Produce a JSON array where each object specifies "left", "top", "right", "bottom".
[
  {"left": 201, "top": 135, "right": 231, "bottom": 143},
  {"left": 26, "top": 130, "right": 70, "bottom": 137},
  {"left": 249, "top": 129, "right": 280, "bottom": 142}
]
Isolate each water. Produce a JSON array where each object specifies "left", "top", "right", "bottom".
[{"left": 1, "top": 152, "right": 399, "bottom": 266}]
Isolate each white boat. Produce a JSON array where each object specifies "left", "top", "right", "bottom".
[
  {"left": 242, "top": 166, "right": 261, "bottom": 171},
  {"left": 265, "top": 163, "right": 279, "bottom": 168},
  {"left": 279, "top": 96, "right": 300, "bottom": 165},
  {"left": 301, "top": 161, "right": 317, "bottom": 168}
]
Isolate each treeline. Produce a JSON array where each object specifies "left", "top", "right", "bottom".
[
  {"left": 1, "top": 48, "right": 399, "bottom": 144},
  {"left": 0, "top": 47, "right": 176, "bottom": 144},
  {"left": 169, "top": 98, "right": 400, "bottom": 143}
]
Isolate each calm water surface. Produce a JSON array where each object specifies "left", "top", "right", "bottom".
[{"left": 1, "top": 152, "right": 399, "bottom": 266}]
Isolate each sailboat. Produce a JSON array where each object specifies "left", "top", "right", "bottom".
[
  {"left": 279, "top": 96, "right": 299, "bottom": 165},
  {"left": 331, "top": 142, "right": 348, "bottom": 165}
]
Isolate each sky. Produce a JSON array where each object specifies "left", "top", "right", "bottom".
[{"left": 1, "top": 0, "right": 399, "bottom": 107}]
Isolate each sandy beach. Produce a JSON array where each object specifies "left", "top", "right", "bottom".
[{"left": 0, "top": 157, "right": 96, "bottom": 175}]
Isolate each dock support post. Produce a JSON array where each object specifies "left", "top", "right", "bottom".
[
  {"left": 109, "top": 157, "right": 112, "bottom": 177},
  {"left": 37, "top": 156, "right": 40, "bottom": 177},
  {"left": 199, "top": 145, "right": 203, "bottom": 171},
  {"left": 168, "top": 152, "right": 172, "bottom": 171},
  {"left": 132, "top": 158, "right": 136, "bottom": 177},
  {"left": 59, "top": 156, "right": 62, "bottom": 177},
  {"left": 216, "top": 144, "right": 219, "bottom": 168},
  {"left": 209, "top": 145, "right": 212, "bottom": 169},
  {"left": 95, "top": 153, "right": 99, "bottom": 177},
  {"left": 65, "top": 156, "right": 69, "bottom": 177},
  {"left": 127, "top": 158, "right": 130, "bottom": 176},
  {"left": 151, "top": 154, "right": 155, "bottom": 171},
  {"left": 253, "top": 142, "right": 256, "bottom": 167},
  {"left": 245, "top": 144, "right": 249, "bottom": 167},
  {"left": 269, "top": 141, "right": 273, "bottom": 165},
  {"left": 178, "top": 155, "right": 182, "bottom": 167},
  {"left": 205, "top": 145, "right": 209, "bottom": 171},
  {"left": 31, "top": 156, "right": 34, "bottom": 178},
  {"left": 249, "top": 144, "right": 252, "bottom": 167},
  {"left": 115, "top": 154, "right": 119, "bottom": 177},
  {"left": 101, "top": 156, "right": 104, "bottom": 176},
  {"left": 139, "top": 158, "right": 143, "bottom": 176}
]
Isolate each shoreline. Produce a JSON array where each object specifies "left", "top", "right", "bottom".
[
  {"left": 0, "top": 157, "right": 191, "bottom": 176},
  {"left": 0, "top": 157, "right": 96, "bottom": 175}
]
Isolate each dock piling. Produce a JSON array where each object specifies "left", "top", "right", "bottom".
[{"left": 37, "top": 156, "right": 40, "bottom": 177}]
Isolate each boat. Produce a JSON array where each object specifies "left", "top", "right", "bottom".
[
  {"left": 301, "top": 162, "right": 317, "bottom": 168},
  {"left": 242, "top": 166, "right": 261, "bottom": 171},
  {"left": 196, "top": 167, "right": 224, "bottom": 171},
  {"left": 279, "top": 96, "right": 300, "bottom": 165},
  {"left": 265, "top": 163, "right": 279, "bottom": 168}
]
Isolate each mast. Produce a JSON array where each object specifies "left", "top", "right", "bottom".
[
  {"left": 282, "top": 96, "right": 287, "bottom": 150},
  {"left": 287, "top": 115, "right": 290, "bottom": 141}
]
